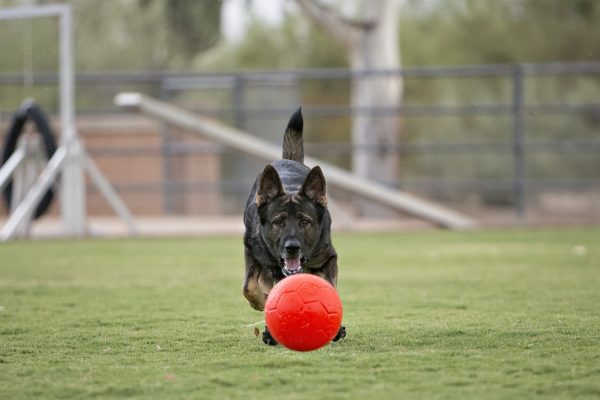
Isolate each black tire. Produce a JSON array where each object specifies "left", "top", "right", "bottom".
[{"left": 1, "top": 100, "right": 57, "bottom": 219}]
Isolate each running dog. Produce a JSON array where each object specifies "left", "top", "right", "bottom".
[{"left": 242, "top": 109, "right": 346, "bottom": 345}]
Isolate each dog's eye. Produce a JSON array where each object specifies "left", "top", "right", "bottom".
[
  {"left": 299, "top": 218, "right": 311, "bottom": 228},
  {"left": 273, "top": 218, "right": 285, "bottom": 227}
]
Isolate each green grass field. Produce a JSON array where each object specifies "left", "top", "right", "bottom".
[{"left": 1, "top": 229, "right": 599, "bottom": 399}]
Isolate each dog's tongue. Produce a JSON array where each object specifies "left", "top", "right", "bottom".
[{"left": 284, "top": 257, "right": 302, "bottom": 272}]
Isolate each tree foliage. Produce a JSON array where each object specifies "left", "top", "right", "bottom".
[
  {"left": 2, "top": 0, "right": 597, "bottom": 71},
  {"left": 139, "top": 0, "right": 221, "bottom": 57},
  {"left": 0, "top": 0, "right": 221, "bottom": 71},
  {"left": 401, "top": 0, "right": 600, "bottom": 66},
  {"left": 200, "top": 14, "right": 346, "bottom": 71},
  {"left": 203, "top": 0, "right": 599, "bottom": 70}
]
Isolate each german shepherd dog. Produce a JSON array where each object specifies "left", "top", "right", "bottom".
[{"left": 242, "top": 109, "right": 346, "bottom": 345}]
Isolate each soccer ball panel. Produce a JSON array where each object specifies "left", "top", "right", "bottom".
[
  {"left": 301, "top": 301, "right": 328, "bottom": 326},
  {"left": 275, "top": 292, "right": 303, "bottom": 314},
  {"left": 318, "top": 286, "right": 342, "bottom": 314},
  {"left": 297, "top": 282, "right": 320, "bottom": 303}
]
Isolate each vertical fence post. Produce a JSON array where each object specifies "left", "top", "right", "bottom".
[
  {"left": 512, "top": 65, "right": 526, "bottom": 220},
  {"left": 159, "top": 80, "right": 175, "bottom": 214},
  {"left": 233, "top": 74, "right": 246, "bottom": 130},
  {"left": 230, "top": 74, "right": 247, "bottom": 207}
]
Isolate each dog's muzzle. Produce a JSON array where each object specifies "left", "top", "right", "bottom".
[{"left": 281, "top": 239, "right": 304, "bottom": 276}]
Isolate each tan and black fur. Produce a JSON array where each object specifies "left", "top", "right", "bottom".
[{"left": 242, "top": 109, "right": 345, "bottom": 345}]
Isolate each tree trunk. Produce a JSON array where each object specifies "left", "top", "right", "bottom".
[
  {"left": 350, "top": 0, "right": 401, "bottom": 216},
  {"left": 296, "top": 0, "right": 402, "bottom": 217}
]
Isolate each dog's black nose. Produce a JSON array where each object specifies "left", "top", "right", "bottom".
[{"left": 284, "top": 240, "right": 301, "bottom": 255}]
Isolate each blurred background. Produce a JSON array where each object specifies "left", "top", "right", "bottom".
[{"left": 0, "top": 0, "right": 599, "bottom": 235}]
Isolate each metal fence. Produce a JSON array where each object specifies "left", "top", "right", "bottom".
[{"left": 1, "top": 62, "right": 599, "bottom": 222}]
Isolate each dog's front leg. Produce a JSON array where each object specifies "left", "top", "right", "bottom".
[
  {"left": 243, "top": 251, "right": 268, "bottom": 311},
  {"left": 332, "top": 326, "right": 346, "bottom": 341},
  {"left": 262, "top": 326, "right": 278, "bottom": 346},
  {"left": 321, "top": 255, "right": 346, "bottom": 342},
  {"left": 314, "top": 254, "right": 338, "bottom": 288}
]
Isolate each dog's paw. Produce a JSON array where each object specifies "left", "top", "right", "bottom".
[
  {"left": 332, "top": 326, "right": 346, "bottom": 342},
  {"left": 262, "top": 328, "right": 278, "bottom": 346}
]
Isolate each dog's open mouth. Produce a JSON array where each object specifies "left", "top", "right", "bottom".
[{"left": 281, "top": 257, "right": 304, "bottom": 276}]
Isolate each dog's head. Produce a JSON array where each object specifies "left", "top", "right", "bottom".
[{"left": 256, "top": 164, "right": 328, "bottom": 277}]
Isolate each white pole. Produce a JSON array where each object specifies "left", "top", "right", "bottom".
[
  {"left": 58, "top": 5, "right": 75, "bottom": 145},
  {"left": 83, "top": 155, "right": 138, "bottom": 235},
  {"left": 0, "top": 149, "right": 26, "bottom": 192},
  {"left": 58, "top": 5, "right": 86, "bottom": 236}
]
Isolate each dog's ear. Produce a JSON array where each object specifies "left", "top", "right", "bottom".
[
  {"left": 299, "top": 166, "right": 327, "bottom": 207},
  {"left": 256, "top": 165, "right": 284, "bottom": 206}
]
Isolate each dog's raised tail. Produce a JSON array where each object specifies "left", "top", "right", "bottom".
[{"left": 282, "top": 108, "right": 304, "bottom": 163}]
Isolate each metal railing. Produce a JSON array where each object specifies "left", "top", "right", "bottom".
[{"left": 1, "top": 62, "right": 599, "bottom": 221}]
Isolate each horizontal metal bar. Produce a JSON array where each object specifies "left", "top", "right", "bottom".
[
  {"left": 404, "top": 179, "right": 600, "bottom": 191},
  {"left": 6, "top": 103, "right": 594, "bottom": 121},
  {"left": 309, "top": 140, "right": 600, "bottom": 155},
  {"left": 81, "top": 137, "right": 600, "bottom": 159},
  {"left": 251, "top": 104, "right": 515, "bottom": 117},
  {"left": 524, "top": 139, "right": 600, "bottom": 152},
  {"left": 0, "top": 62, "right": 598, "bottom": 86},
  {"left": 162, "top": 76, "right": 237, "bottom": 91},
  {"left": 525, "top": 179, "right": 600, "bottom": 190},
  {"left": 87, "top": 180, "right": 250, "bottom": 194},
  {"left": 88, "top": 177, "right": 600, "bottom": 197},
  {"left": 0, "top": 4, "right": 69, "bottom": 21},
  {"left": 526, "top": 103, "right": 600, "bottom": 114},
  {"left": 111, "top": 103, "right": 596, "bottom": 119},
  {"left": 521, "top": 62, "right": 600, "bottom": 75}
]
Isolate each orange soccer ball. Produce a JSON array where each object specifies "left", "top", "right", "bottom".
[{"left": 265, "top": 274, "right": 343, "bottom": 351}]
